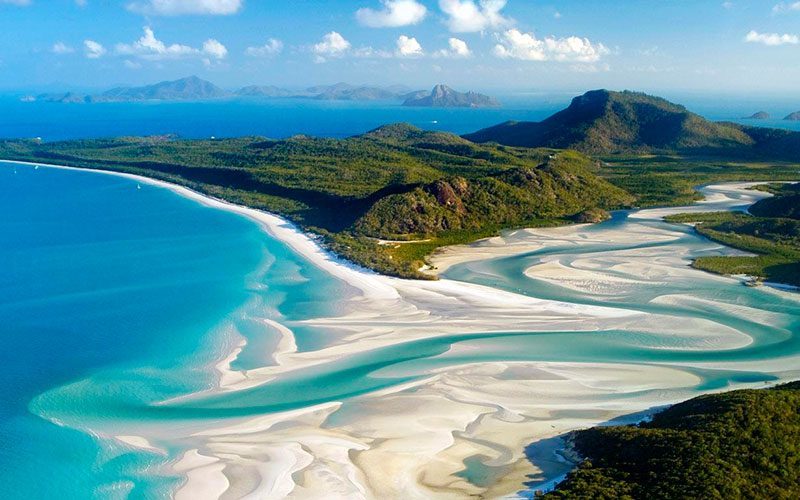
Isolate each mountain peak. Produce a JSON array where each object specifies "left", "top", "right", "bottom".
[
  {"left": 403, "top": 85, "right": 499, "bottom": 108},
  {"left": 465, "top": 89, "right": 753, "bottom": 154}
]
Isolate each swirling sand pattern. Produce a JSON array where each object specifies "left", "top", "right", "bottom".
[{"left": 17, "top": 165, "right": 800, "bottom": 499}]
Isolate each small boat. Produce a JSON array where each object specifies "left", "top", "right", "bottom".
[
  {"left": 34, "top": 165, "right": 39, "bottom": 170},
  {"left": 137, "top": 184, "right": 142, "bottom": 190}
]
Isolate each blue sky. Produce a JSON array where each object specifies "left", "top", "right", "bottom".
[{"left": 2, "top": 0, "right": 800, "bottom": 93}]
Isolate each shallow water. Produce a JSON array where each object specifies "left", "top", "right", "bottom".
[{"left": 2, "top": 164, "right": 799, "bottom": 498}]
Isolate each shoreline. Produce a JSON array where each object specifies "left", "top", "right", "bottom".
[{"left": 6, "top": 159, "right": 800, "bottom": 499}]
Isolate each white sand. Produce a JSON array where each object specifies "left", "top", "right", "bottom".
[{"left": 6, "top": 161, "right": 798, "bottom": 499}]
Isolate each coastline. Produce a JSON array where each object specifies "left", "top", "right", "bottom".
[{"left": 6, "top": 160, "right": 800, "bottom": 499}]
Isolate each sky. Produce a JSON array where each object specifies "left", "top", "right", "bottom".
[{"left": 2, "top": 0, "right": 800, "bottom": 94}]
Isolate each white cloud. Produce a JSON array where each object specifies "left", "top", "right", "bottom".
[
  {"left": 439, "top": 0, "right": 512, "bottom": 33},
  {"left": 245, "top": 38, "right": 283, "bottom": 57},
  {"left": 554, "top": 10, "right": 562, "bottom": 19},
  {"left": 312, "top": 31, "right": 351, "bottom": 62},
  {"left": 124, "top": 59, "right": 142, "bottom": 69},
  {"left": 75, "top": 0, "right": 87, "bottom": 6},
  {"left": 127, "top": 0, "right": 242, "bottom": 15},
  {"left": 722, "top": 1, "right": 733, "bottom": 9},
  {"left": 356, "top": 0, "right": 426, "bottom": 27},
  {"left": 202, "top": 38, "right": 227, "bottom": 59},
  {"left": 493, "top": 29, "right": 609, "bottom": 62},
  {"left": 773, "top": 2, "right": 800, "bottom": 13},
  {"left": 434, "top": 37, "right": 471, "bottom": 57},
  {"left": 0, "top": 0, "right": 31, "bottom": 5},
  {"left": 51, "top": 42, "right": 75, "bottom": 54},
  {"left": 115, "top": 27, "right": 227, "bottom": 60},
  {"left": 83, "top": 40, "right": 106, "bottom": 59},
  {"left": 396, "top": 35, "right": 423, "bottom": 57},
  {"left": 744, "top": 30, "right": 799, "bottom": 45}
]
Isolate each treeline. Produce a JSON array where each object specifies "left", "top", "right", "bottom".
[{"left": 543, "top": 382, "right": 800, "bottom": 499}]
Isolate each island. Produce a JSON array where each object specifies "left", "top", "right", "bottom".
[
  {"left": 784, "top": 111, "right": 800, "bottom": 121},
  {"left": 402, "top": 84, "right": 500, "bottom": 108},
  {"left": 25, "top": 76, "right": 425, "bottom": 103},
  {"left": 3, "top": 89, "right": 800, "bottom": 285},
  {"left": 743, "top": 111, "right": 770, "bottom": 119}
]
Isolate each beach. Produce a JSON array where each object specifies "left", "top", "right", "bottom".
[{"left": 5, "top": 160, "right": 800, "bottom": 499}]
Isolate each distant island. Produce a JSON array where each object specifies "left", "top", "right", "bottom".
[
  {"left": 23, "top": 76, "right": 430, "bottom": 104},
  {"left": 784, "top": 111, "right": 800, "bottom": 121},
  {"left": 744, "top": 111, "right": 770, "bottom": 120},
  {"left": 402, "top": 84, "right": 500, "bottom": 108}
]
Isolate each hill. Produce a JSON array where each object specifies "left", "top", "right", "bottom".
[
  {"left": 36, "top": 76, "right": 231, "bottom": 103},
  {"left": 743, "top": 111, "right": 769, "bottom": 119},
  {"left": 465, "top": 90, "right": 800, "bottom": 159},
  {"left": 91, "top": 76, "right": 230, "bottom": 102},
  {"left": 0, "top": 124, "right": 631, "bottom": 278},
  {"left": 545, "top": 382, "right": 800, "bottom": 499},
  {"left": 784, "top": 111, "right": 800, "bottom": 121},
  {"left": 403, "top": 84, "right": 500, "bottom": 108}
]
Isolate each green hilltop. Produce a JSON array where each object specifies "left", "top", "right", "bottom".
[{"left": 465, "top": 89, "right": 800, "bottom": 158}]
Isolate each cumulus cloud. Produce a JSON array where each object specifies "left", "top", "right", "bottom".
[
  {"left": 312, "top": 31, "right": 351, "bottom": 62},
  {"left": 127, "top": 0, "right": 242, "bottom": 15},
  {"left": 434, "top": 37, "right": 471, "bottom": 57},
  {"left": 115, "top": 27, "right": 228, "bottom": 60},
  {"left": 396, "top": 34, "right": 424, "bottom": 57},
  {"left": 744, "top": 30, "right": 799, "bottom": 45},
  {"left": 245, "top": 38, "right": 283, "bottom": 57},
  {"left": 493, "top": 29, "right": 609, "bottom": 62},
  {"left": 772, "top": 2, "right": 800, "bottom": 13},
  {"left": 83, "top": 40, "right": 106, "bottom": 59},
  {"left": 51, "top": 42, "right": 75, "bottom": 54},
  {"left": 202, "top": 38, "right": 227, "bottom": 59},
  {"left": 356, "top": 0, "right": 426, "bottom": 27},
  {"left": 439, "top": 0, "right": 512, "bottom": 33}
]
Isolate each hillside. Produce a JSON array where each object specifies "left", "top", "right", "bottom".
[
  {"left": 750, "top": 183, "right": 800, "bottom": 220},
  {"left": 465, "top": 89, "right": 800, "bottom": 158},
  {"left": 544, "top": 382, "right": 800, "bottom": 499},
  {"left": 403, "top": 84, "right": 500, "bottom": 108},
  {"left": 0, "top": 125, "right": 631, "bottom": 278}
]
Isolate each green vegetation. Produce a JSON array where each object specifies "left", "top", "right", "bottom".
[
  {"left": 665, "top": 199, "right": 800, "bottom": 286},
  {"left": 543, "top": 381, "right": 800, "bottom": 499},
  {"left": 4, "top": 90, "right": 800, "bottom": 279},
  {"left": 466, "top": 89, "right": 800, "bottom": 159},
  {"left": 599, "top": 155, "right": 800, "bottom": 208},
  {"left": 0, "top": 125, "right": 632, "bottom": 279}
]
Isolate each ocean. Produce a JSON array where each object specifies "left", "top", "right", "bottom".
[{"left": 1, "top": 92, "right": 799, "bottom": 142}]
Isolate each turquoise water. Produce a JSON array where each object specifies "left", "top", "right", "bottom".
[
  {"left": 0, "top": 163, "right": 352, "bottom": 498},
  {"left": 2, "top": 163, "right": 799, "bottom": 497}
]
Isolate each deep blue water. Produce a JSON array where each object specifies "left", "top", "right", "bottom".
[
  {"left": 2, "top": 92, "right": 798, "bottom": 143},
  {"left": 0, "top": 95, "right": 571, "bottom": 142}
]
